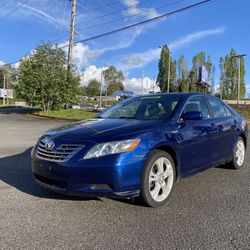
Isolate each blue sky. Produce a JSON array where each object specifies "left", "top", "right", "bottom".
[{"left": 0, "top": 0, "right": 249, "bottom": 94}]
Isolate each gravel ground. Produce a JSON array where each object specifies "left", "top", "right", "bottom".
[{"left": 0, "top": 107, "right": 249, "bottom": 250}]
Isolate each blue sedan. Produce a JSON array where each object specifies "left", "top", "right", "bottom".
[{"left": 31, "top": 93, "right": 248, "bottom": 207}]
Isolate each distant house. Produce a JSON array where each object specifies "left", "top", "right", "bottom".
[
  {"left": 113, "top": 90, "right": 135, "bottom": 99},
  {"left": 93, "top": 96, "right": 119, "bottom": 102}
]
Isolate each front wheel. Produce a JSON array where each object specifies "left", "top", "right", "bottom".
[
  {"left": 140, "top": 150, "right": 176, "bottom": 207},
  {"left": 229, "top": 137, "right": 246, "bottom": 170}
]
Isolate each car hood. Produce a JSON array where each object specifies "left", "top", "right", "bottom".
[{"left": 44, "top": 118, "right": 163, "bottom": 142}]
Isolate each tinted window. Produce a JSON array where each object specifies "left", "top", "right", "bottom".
[
  {"left": 183, "top": 96, "right": 210, "bottom": 118},
  {"left": 207, "top": 98, "right": 227, "bottom": 118},
  {"left": 99, "top": 95, "right": 181, "bottom": 120}
]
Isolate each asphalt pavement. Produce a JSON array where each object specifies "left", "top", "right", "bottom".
[{"left": 0, "top": 107, "right": 249, "bottom": 250}]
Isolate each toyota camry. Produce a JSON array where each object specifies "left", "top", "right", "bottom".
[{"left": 31, "top": 93, "right": 248, "bottom": 207}]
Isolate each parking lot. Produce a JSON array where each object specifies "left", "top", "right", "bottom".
[{"left": 0, "top": 107, "right": 249, "bottom": 250}]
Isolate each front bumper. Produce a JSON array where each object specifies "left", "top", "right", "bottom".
[{"left": 31, "top": 149, "right": 145, "bottom": 198}]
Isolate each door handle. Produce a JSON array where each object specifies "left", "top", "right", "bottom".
[{"left": 210, "top": 123, "right": 217, "bottom": 133}]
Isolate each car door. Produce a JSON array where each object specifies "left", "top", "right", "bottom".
[
  {"left": 174, "top": 96, "right": 217, "bottom": 175},
  {"left": 206, "top": 96, "right": 236, "bottom": 162}
]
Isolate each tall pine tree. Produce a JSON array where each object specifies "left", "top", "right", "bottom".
[{"left": 157, "top": 45, "right": 176, "bottom": 92}]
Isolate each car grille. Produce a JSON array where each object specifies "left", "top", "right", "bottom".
[{"left": 36, "top": 140, "right": 84, "bottom": 163}]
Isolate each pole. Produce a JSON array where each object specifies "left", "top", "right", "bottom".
[
  {"left": 6, "top": 75, "right": 8, "bottom": 105},
  {"left": 220, "top": 78, "right": 223, "bottom": 100},
  {"left": 67, "top": 0, "right": 77, "bottom": 70},
  {"left": 99, "top": 68, "right": 103, "bottom": 108},
  {"left": 141, "top": 70, "right": 144, "bottom": 95},
  {"left": 230, "top": 54, "right": 246, "bottom": 103},
  {"left": 167, "top": 52, "right": 171, "bottom": 93},
  {"left": 3, "top": 74, "right": 6, "bottom": 105},
  {"left": 152, "top": 76, "right": 155, "bottom": 93},
  {"left": 237, "top": 58, "right": 240, "bottom": 105}
]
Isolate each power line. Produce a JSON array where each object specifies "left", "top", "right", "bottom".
[
  {"left": 0, "top": 0, "right": 30, "bottom": 22},
  {"left": 76, "top": 0, "right": 121, "bottom": 15},
  {"left": 2, "top": 0, "right": 216, "bottom": 66},
  {"left": 60, "top": 0, "right": 215, "bottom": 48},
  {"left": 77, "top": 0, "right": 186, "bottom": 34},
  {"left": 59, "top": 0, "right": 69, "bottom": 42},
  {"left": 14, "top": 0, "right": 61, "bottom": 37},
  {"left": 75, "top": 0, "right": 151, "bottom": 29},
  {"left": 0, "top": 0, "right": 11, "bottom": 9}
]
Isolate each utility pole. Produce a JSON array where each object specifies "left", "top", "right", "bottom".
[
  {"left": 167, "top": 52, "right": 171, "bottom": 93},
  {"left": 67, "top": 0, "right": 77, "bottom": 70},
  {"left": 220, "top": 78, "right": 223, "bottom": 100},
  {"left": 231, "top": 54, "right": 247, "bottom": 104},
  {"left": 152, "top": 76, "right": 155, "bottom": 93},
  {"left": 238, "top": 58, "right": 241, "bottom": 104},
  {"left": 3, "top": 74, "right": 6, "bottom": 105},
  {"left": 141, "top": 70, "right": 144, "bottom": 95},
  {"left": 99, "top": 68, "right": 103, "bottom": 108}
]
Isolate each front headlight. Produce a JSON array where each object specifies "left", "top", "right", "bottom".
[{"left": 83, "top": 139, "right": 141, "bottom": 159}]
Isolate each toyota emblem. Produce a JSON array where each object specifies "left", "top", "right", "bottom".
[{"left": 44, "top": 140, "right": 55, "bottom": 151}]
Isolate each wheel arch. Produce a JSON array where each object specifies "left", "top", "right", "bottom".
[
  {"left": 153, "top": 144, "right": 180, "bottom": 179},
  {"left": 239, "top": 133, "right": 247, "bottom": 148}
]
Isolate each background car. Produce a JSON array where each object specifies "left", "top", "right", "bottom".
[{"left": 31, "top": 93, "right": 248, "bottom": 207}]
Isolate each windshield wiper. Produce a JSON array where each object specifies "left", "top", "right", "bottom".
[{"left": 117, "top": 117, "right": 137, "bottom": 119}]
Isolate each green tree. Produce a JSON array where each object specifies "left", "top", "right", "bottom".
[
  {"left": 219, "top": 49, "right": 246, "bottom": 99},
  {"left": 178, "top": 55, "right": 188, "bottom": 80},
  {"left": 85, "top": 79, "right": 100, "bottom": 97},
  {"left": 103, "top": 66, "right": 125, "bottom": 95},
  {"left": 157, "top": 45, "right": 177, "bottom": 92},
  {"left": 192, "top": 51, "right": 205, "bottom": 82},
  {"left": 210, "top": 65, "right": 216, "bottom": 94},
  {"left": 16, "top": 43, "right": 80, "bottom": 111},
  {"left": 178, "top": 79, "right": 189, "bottom": 92}
]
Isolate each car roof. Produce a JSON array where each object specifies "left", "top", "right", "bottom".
[{"left": 139, "top": 92, "right": 213, "bottom": 98}]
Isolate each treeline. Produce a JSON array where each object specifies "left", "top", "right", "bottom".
[
  {"left": 156, "top": 45, "right": 246, "bottom": 98},
  {"left": 0, "top": 42, "right": 247, "bottom": 112}
]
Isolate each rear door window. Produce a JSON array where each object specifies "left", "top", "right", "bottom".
[{"left": 207, "top": 97, "right": 227, "bottom": 118}]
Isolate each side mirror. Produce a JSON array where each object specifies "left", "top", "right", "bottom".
[{"left": 181, "top": 111, "right": 203, "bottom": 121}]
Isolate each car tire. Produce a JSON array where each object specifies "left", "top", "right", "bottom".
[
  {"left": 229, "top": 137, "right": 246, "bottom": 170},
  {"left": 140, "top": 150, "right": 176, "bottom": 207}
]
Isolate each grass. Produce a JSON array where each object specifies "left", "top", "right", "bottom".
[
  {"left": 34, "top": 109, "right": 99, "bottom": 121},
  {"left": 0, "top": 105, "right": 16, "bottom": 108},
  {"left": 231, "top": 105, "right": 250, "bottom": 120}
]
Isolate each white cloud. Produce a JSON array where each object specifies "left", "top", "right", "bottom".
[
  {"left": 20, "top": 2, "right": 63, "bottom": 28},
  {"left": 122, "top": 0, "right": 159, "bottom": 19},
  {"left": 0, "top": 60, "right": 5, "bottom": 66},
  {"left": 80, "top": 65, "right": 108, "bottom": 86},
  {"left": 81, "top": 65, "right": 160, "bottom": 94},
  {"left": 124, "top": 77, "right": 160, "bottom": 94},
  {"left": 60, "top": 42, "right": 101, "bottom": 70},
  {"left": 168, "top": 27, "right": 226, "bottom": 50},
  {"left": 121, "top": 48, "right": 160, "bottom": 69},
  {"left": 60, "top": 28, "right": 144, "bottom": 70},
  {"left": 121, "top": 27, "right": 226, "bottom": 69}
]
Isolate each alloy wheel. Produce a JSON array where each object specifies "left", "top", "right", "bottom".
[{"left": 148, "top": 157, "right": 174, "bottom": 202}]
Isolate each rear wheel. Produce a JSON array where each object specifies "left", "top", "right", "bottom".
[
  {"left": 140, "top": 150, "right": 176, "bottom": 207},
  {"left": 229, "top": 137, "right": 246, "bottom": 170}
]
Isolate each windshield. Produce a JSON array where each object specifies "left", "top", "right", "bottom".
[{"left": 98, "top": 95, "right": 181, "bottom": 120}]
